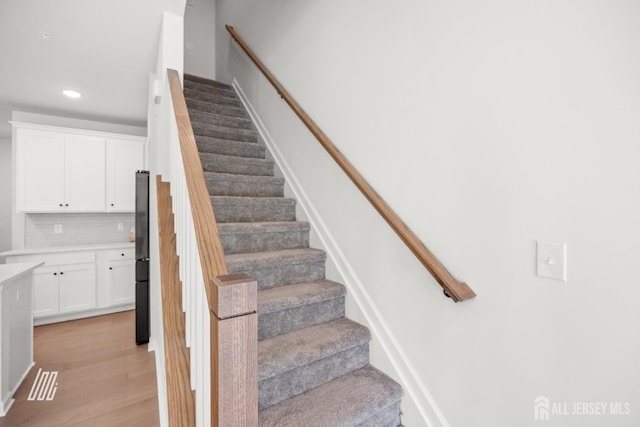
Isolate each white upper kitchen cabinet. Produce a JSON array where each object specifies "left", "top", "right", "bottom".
[
  {"left": 16, "top": 128, "right": 106, "bottom": 212},
  {"left": 64, "top": 135, "right": 106, "bottom": 211},
  {"left": 16, "top": 129, "right": 66, "bottom": 212},
  {"left": 14, "top": 123, "right": 146, "bottom": 213},
  {"left": 106, "top": 138, "right": 145, "bottom": 212}
]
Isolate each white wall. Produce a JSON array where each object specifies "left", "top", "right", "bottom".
[
  {"left": 0, "top": 139, "right": 11, "bottom": 260},
  {"left": 216, "top": 1, "right": 640, "bottom": 426},
  {"left": 184, "top": 0, "right": 216, "bottom": 79}
]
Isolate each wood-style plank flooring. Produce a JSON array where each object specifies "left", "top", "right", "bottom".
[{"left": 0, "top": 310, "right": 160, "bottom": 427}]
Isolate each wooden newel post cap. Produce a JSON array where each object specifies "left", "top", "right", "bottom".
[{"left": 210, "top": 273, "right": 257, "bottom": 319}]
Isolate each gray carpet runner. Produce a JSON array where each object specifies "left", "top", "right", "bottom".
[{"left": 184, "top": 73, "right": 403, "bottom": 426}]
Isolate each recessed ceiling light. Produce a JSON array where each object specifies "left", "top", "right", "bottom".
[
  {"left": 62, "top": 90, "right": 82, "bottom": 99},
  {"left": 39, "top": 31, "right": 52, "bottom": 40}
]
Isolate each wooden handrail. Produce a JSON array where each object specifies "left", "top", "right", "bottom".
[
  {"left": 167, "top": 68, "right": 228, "bottom": 308},
  {"left": 226, "top": 25, "right": 476, "bottom": 302},
  {"left": 167, "top": 69, "right": 258, "bottom": 426}
]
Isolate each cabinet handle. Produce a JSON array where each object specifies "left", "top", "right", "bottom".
[
  {"left": 121, "top": 253, "right": 125, "bottom": 256},
  {"left": 53, "top": 272, "right": 57, "bottom": 276},
  {"left": 109, "top": 267, "right": 113, "bottom": 270},
  {"left": 65, "top": 204, "right": 69, "bottom": 207},
  {"left": 59, "top": 204, "right": 63, "bottom": 207},
  {"left": 110, "top": 203, "right": 114, "bottom": 207},
  {"left": 60, "top": 272, "right": 64, "bottom": 275}
]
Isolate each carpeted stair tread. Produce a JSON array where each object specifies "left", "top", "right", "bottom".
[
  {"left": 258, "top": 279, "right": 345, "bottom": 315},
  {"left": 258, "top": 365, "right": 403, "bottom": 427},
  {"left": 184, "top": 73, "right": 234, "bottom": 91},
  {"left": 257, "top": 280, "right": 345, "bottom": 340},
  {"left": 258, "top": 317, "right": 369, "bottom": 381},
  {"left": 196, "top": 135, "right": 265, "bottom": 159},
  {"left": 205, "top": 172, "right": 283, "bottom": 197},
  {"left": 186, "top": 98, "right": 249, "bottom": 118},
  {"left": 200, "top": 152, "right": 274, "bottom": 176},
  {"left": 191, "top": 121, "right": 259, "bottom": 143},
  {"left": 257, "top": 318, "right": 370, "bottom": 409},
  {"left": 189, "top": 110, "right": 253, "bottom": 130},
  {"left": 185, "top": 87, "right": 243, "bottom": 108},
  {"left": 226, "top": 248, "right": 325, "bottom": 289},
  {"left": 218, "top": 221, "right": 310, "bottom": 254},
  {"left": 212, "top": 196, "right": 296, "bottom": 223}
]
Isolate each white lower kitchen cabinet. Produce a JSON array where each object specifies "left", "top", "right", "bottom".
[
  {"left": 33, "top": 263, "right": 96, "bottom": 317},
  {"left": 105, "top": 250, "right": 135, "bottom": 306},
  {"left": 32, "top": 266, "right": 60, "bottom": 318},
  {"left": 2, "top": 244, "right": 135, "bottom": 325},
  {"left": 58, "top": 263, "right": 96, "bottom": 314}
]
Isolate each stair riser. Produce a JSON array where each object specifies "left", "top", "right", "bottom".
[
  {"left": 220, "top": 229, "right": 309, "bottom": 255},
  {"left": 357, "top": 403, "right": 402, "bottom": 427},
  {"left": 192, "top": 123, "right": 258, "bottom": 143},
  {"left": 187, "top": 99, "right": 248, "bottom": 118},
  {"left": 185, "top": 88, "right": 243, "bottom": 108},
  {"left": 184, "top": 79, "right": 236, "bottom": 95},
  {"left": 207, "top": 178, "right": 284, "bottom": 198},
  {"left": 201, "top": 156, "right": 274, "bottom": 176},
  {"left": 228, "top": 258, "right": 324, "bottom": 289},
  {"left": 212, "top": 200, "right": 296, "bottom": 223},
  {"left": 189, "top": 110, "right": 253, "bottom": 130},
  {"left": 184, "top": 74, "right": 234, "bottom": 91},
  {"left": 258, "top": 343, "right": 369, "bottom": 410},
  {"left": 196, "top": 138, "right": 265, "bottom": 159},
  {"left": 258, "top": 297, "right": 345, "bottom": 340}
]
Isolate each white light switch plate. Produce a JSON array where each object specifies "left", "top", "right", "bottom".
[
  {"left": 536, "top": 241, "right": 567, "bottom": 281},
  {"left": 54, "top": 224, "right": 62, "bottom": 234},
  {"left": 118, "top": 223, "right": 124, "bottom": 231}
]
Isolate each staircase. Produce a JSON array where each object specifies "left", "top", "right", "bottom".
[{"left": 184, "top": 73, "right": 403, "bottom": 426}]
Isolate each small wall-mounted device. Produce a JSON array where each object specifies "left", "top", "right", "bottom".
[
  {"left": 152, "top": 79, "right": 162, "bottom": 105},
  {"left": 536, "top": 241, "right": 567, "bottom": 281}
]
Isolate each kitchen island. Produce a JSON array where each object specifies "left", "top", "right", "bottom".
[{"left": 0, "top": 262, "right": 42, "bottom": 416}]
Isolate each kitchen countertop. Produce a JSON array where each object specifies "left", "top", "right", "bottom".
[
  {"left": 0, "top": 242, "right": 135, "bottom": 257},
  {"left": 0, "top": 261, "right": 45, "bottom": 284}
]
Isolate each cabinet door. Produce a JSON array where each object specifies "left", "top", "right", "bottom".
[
  {"left": 65, "top": 135, "right": 106, "bottom": 211},
  {"left": 7, "top": 272, "right": 34, "bottom": 390},
  {"left": 16, "top": 129, "right": 66, "bottom": 212},
  {"left": 106, "top": 139, "right": 144, "bottom": 212},
  {"left": 107, "top": 259, "right": 135, "bottom": 305},
  {"left": 58, "top": 263, "right": 96, "bottom": 314},
  {"left": 33, "top": 266, "right": 60, "bottom": 318}
]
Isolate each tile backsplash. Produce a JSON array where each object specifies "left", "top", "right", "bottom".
[{"left": 25, "top": 213, "right": 135, "bottom": 247}]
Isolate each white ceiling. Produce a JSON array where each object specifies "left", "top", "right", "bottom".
[{"left": 0, "top": 0, "right": 186, "bottom": 138}]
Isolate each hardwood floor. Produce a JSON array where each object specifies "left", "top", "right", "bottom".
[{"left": 0, "top": 310, "right": 160, "bottom": 427}]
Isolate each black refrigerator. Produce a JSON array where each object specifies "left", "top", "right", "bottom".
[{"left": 135, "top": 170, "right": 150, "bottom": 345}]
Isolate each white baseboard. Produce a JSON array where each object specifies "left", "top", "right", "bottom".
[
  {"left": 233, "top": 79, "right": 449, "bottom": 427},
  {"left": 34, "top": 304, "right": 135, "bottom": 326},
  {"left": 148, "top": 337, "right": 158, "bottom": 352},
  {"left": 0, "top": 361, "right": 33, "bottom": 417}
]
